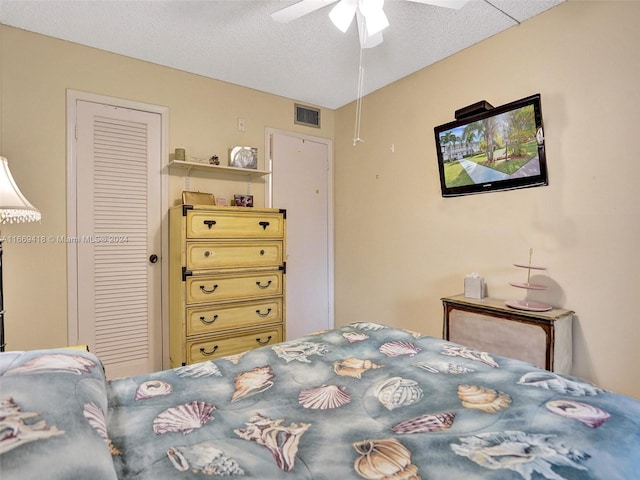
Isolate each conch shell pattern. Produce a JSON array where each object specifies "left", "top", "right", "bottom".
[
  {"left": 235, "top": 413, "right": 310, "bottom": 472},
  {"left": 334, "top": 357, "right": 383, "bottom": 379},
  {"left": 457, "top": 384, "right": 511, "bottom": 413}
]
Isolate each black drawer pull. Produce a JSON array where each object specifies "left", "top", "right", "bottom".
[
  {"left": 256, "top": 336, "right": 272, "bottom": 346},
  {"left": 199, "top": 314, "right": 218, "bottom": 325},
  {"left": 203, "top": 220, "right": 217, "bottom": 229},
  {"left": 255, "top": 308, "right": 272, "bottom": 318},
  {"left": 256, "top": 280, "right": 272, "bottom": 289},
  {"left": 200, "top": 345, "right": 219, "bottom": 356},
  {"left": 259, "top": 249, "right": 265, "bottom": 256},
  {"left": 258, "top": 221, "right": 270, "bottom": 230},
  {"left": 200, "top": 284, "right": 218, "bottom": 294}
]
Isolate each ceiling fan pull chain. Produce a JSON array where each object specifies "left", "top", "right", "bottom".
[{"left": 353, "top": 41, "right": 366, "bottom": 146}]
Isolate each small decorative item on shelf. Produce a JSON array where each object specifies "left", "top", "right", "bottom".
[
  {"left": 464, "top": 272, "right": 485, "bottom": 299},
  {"left": 505, "top": 248, "right": 552, "bottom": 312},
  {"left": 229, "top": 146, "right": 258, "bottom": 169},
  {"left": 234, "top": 194, "right": 253, "bottom": 207},
  {"left": 174, "top": 148, "right": 186, "bottom": 161},
  {"left": 209, "top": 155, "right": 220, "bottom": 165},
  {"left": 182, "top": 191, "right": 215, "bottom": 206}
]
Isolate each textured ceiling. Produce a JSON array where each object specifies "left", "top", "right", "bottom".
[{"left": 0, "top": 0, "right": 564, "bottom": 109}]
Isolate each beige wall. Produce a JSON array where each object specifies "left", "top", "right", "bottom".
[
  {"left": 0, "top": 25, "right": 333, "bottom": 350},
  {"left": 334, "top": 0, "right": 640, "bottom": 399}
]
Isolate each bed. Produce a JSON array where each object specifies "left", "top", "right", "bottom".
[{"left": 1, "top": 322, "right": 639, "bottom": 479}]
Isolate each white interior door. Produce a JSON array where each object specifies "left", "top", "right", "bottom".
[
  {"left": 73, "top": 99, "right": 163, "bottom": 379},
  {"left": 269, "top": 130, "right": 334, "bottom": 339}
]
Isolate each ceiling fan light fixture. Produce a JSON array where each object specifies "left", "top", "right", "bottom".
[{"left": 329, "top": 0, "right": 358, "bottom": 32}]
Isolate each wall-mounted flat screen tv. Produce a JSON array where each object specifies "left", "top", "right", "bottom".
[{"left": 434, "top": 94, "right": 548, "bottom": 197}]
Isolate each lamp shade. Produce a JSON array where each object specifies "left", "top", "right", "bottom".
[{"left": 0, "top": 156, "right": 41, "bottom": 224}]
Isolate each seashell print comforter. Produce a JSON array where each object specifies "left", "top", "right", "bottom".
[{"left": 1, "top": 323, "right": 639, "bottom": 479}]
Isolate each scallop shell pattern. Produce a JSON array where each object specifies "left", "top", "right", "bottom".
[
  {"left": 457, "top": 384, "right": 511, "bottom": 413},
  {"left": 175, "top": 361, "right": 222, "bottom": 378},
  {"left": 231, "top": 366, "right": 275, "bottom": 402},
  {"left": 546, "top": 399, "right": 611, "bottom": 428},
  {"left": 135, "top": 380, "right": 173, "bottom": 400},
  {"left": 6, "top": 353, "right": 96, "bottom": 375},
  {"left": 343, "top": 332, "right": 369, "bottom": 343},
  {"left": 153, "top": 401, "right": 216, "bottom": 435},
  {"left": 375, "top": 377, "right": 424, "bottom": 411},
  {"left": 298, "top": 385, "right": 352, "bottom": 410},
  {"left": 84, "top": 402, "right": 121, "bottom": 455},
  {"left": 391, "top": 412, "right": 456, "bottom": 434},
  {"left": 379, "top": 341, "right": 421, "bottom": 358},
  {"left": 333, "top": 357, "right": 383, "bottom": 379},
  {"left": 353, "top": 438, "right": 419, "bottom": 480}
]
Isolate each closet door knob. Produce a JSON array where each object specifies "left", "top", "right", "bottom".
[{"left": 149, "top": 254, "right": 158, "bottom": 264}]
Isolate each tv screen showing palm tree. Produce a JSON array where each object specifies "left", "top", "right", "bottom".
[{"left": 434, "top": 94, "right": 548, "bottom": 197}]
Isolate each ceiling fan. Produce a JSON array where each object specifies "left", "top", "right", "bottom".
[{"left": 272, "top": 0, "right": 471, "bottom": 48}]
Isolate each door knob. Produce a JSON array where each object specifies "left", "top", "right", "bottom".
[{"left": 149, "top": 254, "right": 159, "bottom": 264}]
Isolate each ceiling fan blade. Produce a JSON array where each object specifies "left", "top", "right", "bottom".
[
  {"left": 404, "top": 0, "right": 471, "bottom": 9},
  {"left": 271, "top": 0, "right": 338, "bottom": 23},
  {"left": 329, "top": 0, "right": 357, "bottom": 32}
]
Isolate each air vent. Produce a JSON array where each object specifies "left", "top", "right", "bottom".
[{"left": 294, "top": 103, "right": 321, "bottom": 128}]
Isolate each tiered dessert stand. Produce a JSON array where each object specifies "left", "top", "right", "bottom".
[{"left": 505, "top": 249, "right": 552, "bottom": 312}]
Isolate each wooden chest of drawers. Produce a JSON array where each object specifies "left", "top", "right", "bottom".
[{"left": 169, "top": 205, "right": 286, "bottom": 366}]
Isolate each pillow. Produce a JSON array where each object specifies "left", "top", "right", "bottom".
[{"left": 0, "top": 349, "right": 118, "bottom": 479}]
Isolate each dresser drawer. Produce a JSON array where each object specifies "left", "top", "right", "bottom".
[
  {"left": 186, "top": 271, "right": 283, "bottom": 304},
  {"left": 187, "top": 326, "right": 283, "bottom": 362},
  {"left": 186, "top": 241, "right": 283, "bottom": 271},
  {"left": 186, "top": 298, "right": 283, "bottom": 336},
  {"left": 187, "top": 209, "right": 285, "bottom": 239}
]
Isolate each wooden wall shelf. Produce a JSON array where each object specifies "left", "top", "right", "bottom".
[{"left": 169, "top": 160, "right": 270, "bottom": 177}]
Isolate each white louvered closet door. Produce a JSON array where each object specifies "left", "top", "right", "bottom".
[{"left": 76, "top": 100, "right": 162, "bottom": 379}]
